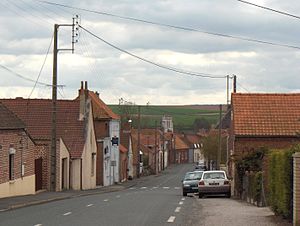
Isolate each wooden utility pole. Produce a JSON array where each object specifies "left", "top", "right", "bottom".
[
  {"left": 162, "top": 129, "right": 165, "bottom": 170},
  {"left": 50, "top": 24, "right": 58, "bottom": 191},
  {"left": 154, "top": 121, "right": 157, "bottom": 174},
  {"left": 50, "top": 18, "right": 79, "bottom": 191},
  {"left": 233, "top": 75, "right": 237, "bottom": 93},
  {"left": 137, "top": 105, "right": 141, "bottom": 178},
  {"left": 217, "top": 104, "right": 223, "bottom": 170},
  {"left": 226, "top": 75, "right": 230, "bottom": 105}
]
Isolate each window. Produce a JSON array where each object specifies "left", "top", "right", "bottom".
[
  {"left": 91, "top": 153, "right": 96, "bottom": 176},
  {"left": 9, "top": 153, "right": 14, "bottom": 180},
  {"left": 8, "top": 147, "right": 16, "bottom": 181}
]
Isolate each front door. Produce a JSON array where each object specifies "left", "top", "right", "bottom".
[{"left": 35, "top": 158, "right": 43, "bottom": 191}]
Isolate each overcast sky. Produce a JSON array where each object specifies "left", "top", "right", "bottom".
[{"left": 1, "top": 0, "right": 300, "bottom": 105}]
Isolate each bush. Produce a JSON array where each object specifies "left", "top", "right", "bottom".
[{"left": 267, "top": 144, "right": 300, "bottom": 219}]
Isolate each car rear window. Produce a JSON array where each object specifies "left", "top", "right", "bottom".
[
  {"left": 184, "top": 172, "right": 203, "bottom": 180},
  {"left": 203, "top": 172, "right": 225, "bottom": 179}
]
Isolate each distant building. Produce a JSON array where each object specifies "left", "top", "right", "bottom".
[{"left": 161, "top": 115, "right": 173, "bottom": 133}]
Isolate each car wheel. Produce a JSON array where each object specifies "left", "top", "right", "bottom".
[
  {"left": 226, "top": 192, "right": 231, "bottom": 198},
  {"left": 183, "top": 192, "right": 187, "bottom": 196},
  {"left": 198, "top": 193, "right": 203, "bottom": 198}
]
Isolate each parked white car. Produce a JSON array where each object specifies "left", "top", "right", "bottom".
[{"left": 198, "top": 170, "right": 231, "bottom": 198}]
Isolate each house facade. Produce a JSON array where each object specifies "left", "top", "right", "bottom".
[
  {"left": 173, "top": 134, "right": 190, "bottom": 164},
  {"left": 1, "top": 98, "right": 97, "bottom": 192},
  {"left": 77, "top": 81, "right": 121, "bottom": 186},
  {"left": 0, "top": 103, "right": 36, "bottom": 198},
  {"left": 229, "top": 93, "right": 300, "bottom": 195}
]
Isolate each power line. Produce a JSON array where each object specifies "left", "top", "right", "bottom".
[
  {"left": 37, "top": 0, "right": 300, "bottom": 50},
  {"left": 0, "top": 64, "right": 64, "bottom": 88},
  {"left": 79, "top": 25, "right": 226, "bottom": 79},
  {"left": 28, "top": 33, "right": 54, "bottom": 98},
  {"left": 237, "top": 0, "right": 300, "bottom": 20}
]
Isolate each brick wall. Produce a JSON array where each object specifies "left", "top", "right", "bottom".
[
  {"left": 232, "top": 136, "right": 299, "bottom": 198},
  {"left": 234, "top": 137, "right": 298, "bottom": 158},
  {"left": 0, "top": 130, "right": 35, "bottom": 184}
]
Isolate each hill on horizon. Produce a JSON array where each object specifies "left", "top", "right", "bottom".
[{"left": 109, "top": 104, "right": 227, "bottom": 132}]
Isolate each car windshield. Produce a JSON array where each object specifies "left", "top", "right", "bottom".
[
  {"left": 184, "top": 172, "right": 203, "bottom": 180},
  {"left": 203, "top": 172, "right": 225, "bottom": 180}
]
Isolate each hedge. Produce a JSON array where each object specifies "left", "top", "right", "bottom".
[{"left": 267, "top": 144, "right": 300, "bottom": 219}]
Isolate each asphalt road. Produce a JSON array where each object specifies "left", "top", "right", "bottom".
[
  {"left": 0, "top": 164, "right": 290, "bottom": 226},
  {"left": 0, "top": 164, "right": 200, "bottom": 226}
]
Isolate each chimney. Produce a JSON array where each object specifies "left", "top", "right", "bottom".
[
  {"left": 95, "top": 91, "right": 99, "bottom": 98},
  {"left": 79, "top": 81, "right": 89, "bottom": 120}
]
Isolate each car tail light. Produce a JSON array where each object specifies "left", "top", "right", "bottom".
[
  {"left": 224, "top": 180, "right": 230, "bottom": 185},
  {"left": 198, "top": 180, "right": 204, "bottom": 186}
]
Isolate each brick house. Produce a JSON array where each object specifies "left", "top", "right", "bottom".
[
  {"left": 173, "top": 133, "right": 190, "bottom": 164},
  {"left": 0, "top": 103, "right": 36, "bottom": 198},
  {"left": 131, "top": 129, "right": 157, "bottom": 175},
  {"left": 229, "top": 93, "right": 300, "bottom": 195},
  {"left": 1, "top": 98, "right": 97, "bottom": 191},
  {"left": 182, "top": 133, "right": 203, "bottom": 163},
  {"left": 76, "top": 82, "right": 120, "bottom": 186}
]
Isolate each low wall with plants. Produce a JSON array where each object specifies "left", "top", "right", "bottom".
[{"left": 235, "top": 144, "right": 300, "bottom": 216}]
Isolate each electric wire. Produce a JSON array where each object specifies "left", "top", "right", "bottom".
[
  {"left": 237, "top": 0, "right": 300, "bottom": 20},
  {"left": 28, "top": 33, "right": 54, "bottom": 98},
  {"left": 79, "top": 25, "right": 226, "bottom": 79},
  {"left": 37, "top": 0, "right": 300, "bottom": 50},
  {"left": 0, "top": 64, "right": 51, "bottom": 86},
  {"left": 4, "top": 0, "right": 52, "bottom": 27}
]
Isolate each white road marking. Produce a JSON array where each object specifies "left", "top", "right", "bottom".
[
  {"left": 153, "top": 186, "right": 158, "bottom": 189},
  {"left": 116, "top": 195, "right": 121, "bottom": 198},
  {"left": 63, "top": 212, "right": 72, "bottom": 216},
  {"left": 181, "top": 198, "right": 185, "bottom": 201},
  {"left": 103, "top": 199, "right": 109, "bottom": 202},
  {"left": 179, "top": 201, "right": 184, "bottom": 205},
  {"left": 34, "top": 224, "right": 42, "bottom": 226},
  {"left": 86, "top": 204, "right": 94, "bottom": 207},
  {"left": 129, "top": 187, "right": 135, "bottom": 190},
  {"left": 141, "top": 187, "right": 147, "bottom": 189},
  {"left": 163, "top": 187, "right": 170, "bottom": 189},
  {"left": 167, "top": 216, "right": 176, "bottom": 223},
  {"left": 175, "top": 207, "right": 181, "bottom": 213},
  {"left": 174, "top": 187, "right": 180, "bottom": 190}
]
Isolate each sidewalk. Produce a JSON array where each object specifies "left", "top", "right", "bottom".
[{"left": 0, "top": 177, "right": 147, "bottom": 212}]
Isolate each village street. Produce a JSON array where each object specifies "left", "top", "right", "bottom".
[{"left": 0, "top": 164, "right": 288, "bottom": 226}]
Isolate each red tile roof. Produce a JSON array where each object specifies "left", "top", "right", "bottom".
[
  {"left": 232, "top": 93, "right": 300, "bottom": 136},
  {"left": 0, "top": 103, "right": 25, "bottom": 129},
  {"left": 0, "top": 98, "right": 85, "bottom": 158},
  {"left": 75, "top": 90, "right": 119, "bottom": 120},
  {"left": 174, "top": 134, "right": 189, "bottom": 150}
]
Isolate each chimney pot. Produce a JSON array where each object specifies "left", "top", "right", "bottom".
[
  {"left": 85, "top": 81, "right": 88, "bottom": 90},
  {"left": 81, "top": 81, "right": 84, "bottom": 89}
]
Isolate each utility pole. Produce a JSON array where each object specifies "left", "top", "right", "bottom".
[
  {"left": 226, "top": 75, "right": 230, "bottom": 105},
  {"left": 154, "top": 121, "right": 157, "bottom": 174},
  {"left": 233, "top": 75, "right": 237, "bottom": 93},
  {"left": 137, "top": 105, "right": 141, "bottom": 178},
  {"left": 162, "top": 129, "right": 165, "bottom": 170},
  {"left": 217, "top": 104, "right": 222, "bottom": 170},
  {"left": 50, "top": 17, "right": 79, "bottom": 191}
]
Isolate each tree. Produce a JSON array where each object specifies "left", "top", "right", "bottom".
[
  {"left": 193, "top": 118, "right": 210, "bottom": 132},
  {"left": 202, "top": 133, "right": 227, "bottom": 165}
]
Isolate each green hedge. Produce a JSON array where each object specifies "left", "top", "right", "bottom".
[{"left": 267, "top": 144, "right": 300, "bottom": 219}]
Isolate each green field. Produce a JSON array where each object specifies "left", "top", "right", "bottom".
[{"left": 109, "top": 105, "right": 224, "bottom": 132}]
